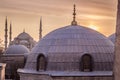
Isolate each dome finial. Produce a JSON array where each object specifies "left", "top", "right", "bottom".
[{"left": 71, "top": 4, "right": 77, "bottom": 25}]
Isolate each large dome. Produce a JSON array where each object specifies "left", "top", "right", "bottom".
[
  {"left": 25, "top": 25, "right": 114, "bottom": 71},
  {"left": 32, "top": 25, "right": 113, "bottom": 53},
  {"left": 17, "top": 32, "right": 33, "bottom": 40},
  {"left": 11, "top": 31, "right": 36, "bottom": 50},
  {"left": 5, "top": 44, "right": 29, "bottom": 54}
]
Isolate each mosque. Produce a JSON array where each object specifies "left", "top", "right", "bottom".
[
  {"left": 0, "top": 4, "right": 119, "bottom": 80},
  {"left": 0, "top": 16, "right": 42, "bottom": 79},
  {"left": 10, "top": 31, "right": 37, "bottom": 50}
]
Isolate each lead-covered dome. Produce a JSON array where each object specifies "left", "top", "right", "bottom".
[
  {"left": 10, "top": 31, "right": 36, "bottom": 50},
  {"left": 32, "top": 25, "right": 113, "bottom": 53},
  {"left": 5, "top": 44, "right": 29, "bottom": 54},
  {"left": 25, "top": 25, "right": 114, "bottom": 71},
  {"left": 17, "top": 32, "right": 33, "bottom": 40}
]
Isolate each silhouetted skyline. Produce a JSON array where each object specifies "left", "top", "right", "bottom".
[{"left": 0, "top": 0, "right": 117, "bottom": 42}]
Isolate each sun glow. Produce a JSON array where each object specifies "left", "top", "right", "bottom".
[{"left": 88, "top": 25, "right": 99, "bottom": 31}]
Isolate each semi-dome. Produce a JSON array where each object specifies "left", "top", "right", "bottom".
[
  {"left": 25, "top": 25, "right": 114, "bottom": 71},
  {"left": 5, "top": 44, "right": 29, "bottom": 54},
  {"left": 108, "top": 33, "right": 115, "bottom": 43}
]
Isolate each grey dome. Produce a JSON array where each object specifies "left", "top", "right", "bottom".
[
  {"left": 25, "top": 25, "right": 114, "bottom": 71},
  {"left": 17, "top": 32, "right": 33, "bottom": 40},
  {"left": 32, "top": 25, "right": 113, "bottom": 53},
  {"left": 108, "top": 33, "right": 115, "bottom": 43},
  {"left": 5, "top": 45, "right": 29, "bottom": 54}
]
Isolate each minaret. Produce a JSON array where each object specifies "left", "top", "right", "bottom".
[
  {"left": 9, "top": 22, "right": 12, "bottom": 44},
  {"left": 114, "top": 0, "right": 120, "bottom": 80},
  {"left": 71, "top": 4, "right": 77, "bottom": 25},
  {"left": 39, "top": 17, "right": 42, "bottom": 40},
  {"left": 4, "top": 16, "right": 8, "bottom": 50},
  {"left": 23, "top": 28, "right": 25, "bottom": 33}
]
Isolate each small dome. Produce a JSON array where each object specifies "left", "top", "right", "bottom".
[
  {"left": 25, "top": 25, "right": 114, "bottom": 71},
  {"left": 5, "top": 45, "right": 29, "bottom": 54},
  {"left": 17, "top": 32, "right": 33, "bottom": 40},
  {"left": 108, "top": 33, "right": 115, "bottom": 43}
]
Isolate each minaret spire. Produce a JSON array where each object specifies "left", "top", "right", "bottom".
[
  {"left": 71, "top": 4, "right": 77, "bottom": 25},
  {"left": 23, "top": 28, "right": 25, "bottom": 32},
  {"left": 9, "top": 21, "right": 12, "bottom": 44},
  {"left": 39, "top": 17, "right": 42, "bottom": 40},
  {"left": 5, "top": 16, "right": 8, "bottom": 50}
]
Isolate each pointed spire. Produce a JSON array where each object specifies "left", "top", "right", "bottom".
[
  {"left": 5, "top": 16, "right": 8, "bottom": 50},
  {"left": 39, "top": 17, "right": 42, "bottom": 40},
  {"left": 9, "top": 21, "right": 12, "bottom": 44},
  {"left": 71, "top": 4, "right": 77, "bottom": 25}
]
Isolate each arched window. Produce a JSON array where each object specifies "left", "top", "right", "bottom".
[
  {"left": 37, "top": 54, "right": 47, "bottom": 71},
  {"left": 81, "top": 54, "right": 93, "bottom": 72}
]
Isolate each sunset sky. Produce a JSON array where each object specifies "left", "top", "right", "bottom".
[{"left": 0, "top": 0, "right": 117, "bottom": 43}]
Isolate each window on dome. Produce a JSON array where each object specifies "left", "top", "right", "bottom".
[
  {"left": 37, "top": 55, "right": 46, "bottom": 71},
  {"left": 81, "top": 54, "right": 93, "bottom": 72}
]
